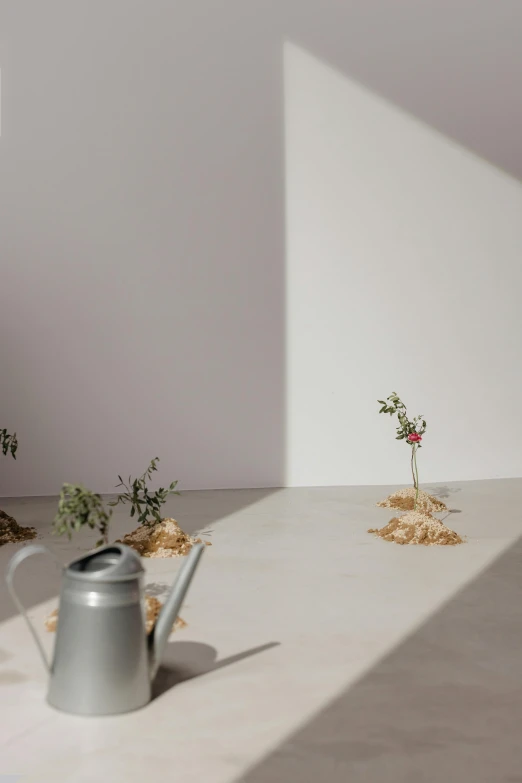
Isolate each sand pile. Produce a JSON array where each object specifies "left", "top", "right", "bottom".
[
  {"left": 0, "top": 509, "right": 37, "bottom": 547},
  {"left": 116, "top": 518, "right": 211, "bottom": 559},
  {"left": 377, "top": 488, "right": 447, "bottom": 514},
  {"left": 44, "top": 610, "right": 59, "bottom": 632},
  {"left": 369, "top": 510, "right": 463, "bottom": 546},
  {"left": 143, "top": 596, "right": 187, "bottom": 634},
  {"left": 45, "top": 595, "right": 187, "bottom": 634}
]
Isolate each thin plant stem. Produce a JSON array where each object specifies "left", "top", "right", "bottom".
[
  {"left": 413, "top": 445, "right": 420, "bottom": 511},
  {"left": 410, "top": 445, "right": 417, "bottom": 489}
]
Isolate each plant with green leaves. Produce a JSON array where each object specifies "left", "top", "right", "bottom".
[
  {"left": 377, "top": 393, "right": 427, "bottom": 510},
  {"left": 1, "top": 428, "right": 18, "bottom": 459},
  {"left": 108, "top": 457, "right": 179, "bottom": 527},
  {"left": 53, "top": 484, "right": 112, "bottom": 547},
  {"left": 1, "top": 427, "right": 19, "bottom": 524}
]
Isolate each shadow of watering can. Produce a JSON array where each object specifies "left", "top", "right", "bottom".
[{"left": 6, "top": 541, "right": 205, "bottom": 716}]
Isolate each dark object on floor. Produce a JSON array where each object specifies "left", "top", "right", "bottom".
[{"left": 0, "top": 509, "right": 37, "bottom": 547}]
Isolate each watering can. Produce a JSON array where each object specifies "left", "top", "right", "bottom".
[{"left": 6, "top": 541, "right": 205, "bottom": 715}]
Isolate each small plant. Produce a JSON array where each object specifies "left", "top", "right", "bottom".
[
  {"left": 52, "top": 459, "right": 179, "bottom": 548},
  {"left": 53, "top": 484, "right": 112, "bottom": 547},
  {"left": 108, "top": 458, "right": 179, "bottom": 527},
  {"left": 1, "top": 428, "right": 18, "bottom": 459},
  {"left": 378, "top": 393, "right": 427, "bottom": 510},
  {"left": 1, "top": 426, "right": 19, "bottom": 523},
  {"left": 1, "top": 429, "right": 36, "bottom": 545}
]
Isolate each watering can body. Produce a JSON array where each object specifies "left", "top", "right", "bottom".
[{"left": 6, "top": 541, "right": 205, "bottom": 716}]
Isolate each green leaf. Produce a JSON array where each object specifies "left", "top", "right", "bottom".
[{"left": 109, "top": 458, "right": 180, "bottom": 529}]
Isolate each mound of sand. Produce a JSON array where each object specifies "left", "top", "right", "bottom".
[
  {"left": 45, "top": 595, "right": 187, "bottom": 634},
  {"left": 116, "top": 518, "right": 211, "bottom": 558},
  {"left": 0, "top": 509, "right": 37, "bottom": 547},
  {"left": 377, "top": 488, "right": 447, "bottom": 514},
  {"left": 369, "top": 510, "right": 463, "bottom": 546},
  {"left": 143, "top": 595, "right": 187, "bottom": 634}
]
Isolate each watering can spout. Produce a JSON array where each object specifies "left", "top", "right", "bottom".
[{"left": 148, "top": 542, "right": 205, "bottom": 678}]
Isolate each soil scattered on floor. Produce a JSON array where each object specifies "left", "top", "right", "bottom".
[
  {"left": 369, "top": 510, "right": 463, "bottom": 546},
  {"left": 377, "top": 488, "right": 447, "bottom": 514},
  {"left": 0, "top": 509, "right": 37, "bottom": 547},
  {"left": 116, "top": 518, "right": 212, "bottom": 558},
  {"left": 45, "top": 595, "right": 187, "bottom": 634}
]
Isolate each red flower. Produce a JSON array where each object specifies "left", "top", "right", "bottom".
[{"left": 408, "top": 433, "right": 422, "bottom": 443}]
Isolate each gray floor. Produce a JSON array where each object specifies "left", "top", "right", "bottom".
[
  {"left": 238, "top": 530, "right": 522, "bottom": 782},
  {"left": 1, "top": 480, "right": 522, "bottom": 782}
]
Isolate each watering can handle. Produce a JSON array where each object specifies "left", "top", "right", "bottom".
[{"left": 5, "top": 544, "right": 58, "bottom": 673}]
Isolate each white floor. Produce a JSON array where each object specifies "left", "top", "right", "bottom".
[{"left": 0, "top": 480, "right": 521, "bottom": 782}]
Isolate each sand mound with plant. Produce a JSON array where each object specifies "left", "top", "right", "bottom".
[
  {"left": 116, "top": 518, "right": 211, "bottom": 558},
  {"left": 0, "top": 509, "right": 37, "bottom": 547},
  {"left": 45, "top": 594, "right": 187, "bottom": 634},
  {"left": 377, "top": 488, "right": 447, "bottom": 514},
  {"left": 369, "top": 510, "right": 463, "bottom": 546}
]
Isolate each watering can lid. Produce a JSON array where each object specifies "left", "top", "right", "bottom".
[{"left": 66, "top": 544, "right": 144, "bottom": 582}]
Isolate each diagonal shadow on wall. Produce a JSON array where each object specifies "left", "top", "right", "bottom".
[{"left": 237, "top": 534, "right": 522, "bottom": 782}]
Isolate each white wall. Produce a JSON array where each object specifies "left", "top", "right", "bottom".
[
  {"left": 2, "top": 2, "right": 522, "bottom": 496},
  {"left": 285, "top": 43, "right": 522, "bottom": 487},
  {"left": 0, "top": 1, "right": 286, "bottom": 495}
]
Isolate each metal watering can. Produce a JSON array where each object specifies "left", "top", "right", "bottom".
[{"left": 6, "top": 541, "right": 205, "bottom": 716}]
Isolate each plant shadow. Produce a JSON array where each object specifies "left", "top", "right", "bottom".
[
  {"left": 440, "top": 510, "right": 462, "bottom": 525},
  {"left": 152, "top": 640, "right": 280, "bottom": 700},
  {"left": 427, "top": 485, "right": 462, "bottom": 500},
  {"left": 426, "top": 486, "right": 462, "bottom": 515},
  {"left": 144, "top": 582, "right": 170, "bottom": 599}
]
